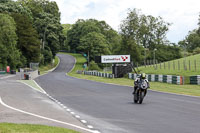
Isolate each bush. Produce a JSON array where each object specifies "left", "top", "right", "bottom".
[
  {"left": 193, "top": 47, "right": 200, "bottom": 54},
  {"left": 89, "top": 61, "right": 101, "bottom": 71}
]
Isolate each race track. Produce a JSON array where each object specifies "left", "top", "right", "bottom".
[{"left": 35, "top": 54, "right": 200, "bottom": 133}]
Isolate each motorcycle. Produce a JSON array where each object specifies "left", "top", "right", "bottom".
[{"left": 134, "top": 79, "right": 148, "bottom": 104}]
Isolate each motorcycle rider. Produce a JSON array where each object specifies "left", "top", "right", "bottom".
[{"left": 132, "top": 73, "right": 150, "bottom": 94}]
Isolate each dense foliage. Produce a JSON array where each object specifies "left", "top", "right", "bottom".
[
  {"left": 178, "top": 14, "right": 200, "bottom": 55},
  {"left": 67, "top": 19, "right": 121, "bottom": 60},
  {"left": 0, "top": 13, "right": 21, "bottom": 69},
  {"left": 1, "top": 0, "right": 199, "bottom": 70},
  {"left": 119, "top": 9, "right": 182, "bottom": 63},
  {"left": 0, "top": 0, "right": 64, "bottom": 69}
]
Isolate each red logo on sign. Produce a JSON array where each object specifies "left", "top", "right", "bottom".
[{"left": 121, "top": 56, "right": 128, "bottom": 61}]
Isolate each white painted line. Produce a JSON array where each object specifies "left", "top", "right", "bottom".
[
  {"left": 47, "top": 57, "right": 60, "bottom": 72},
  {"left": 93, "top": 130, "right": 101, "bottom": 133},
  {"left": 19, "top": 81, "right": 44, "bottom": 94},
  {"left": 63, "top": 106, "right": 67, "bottom": 109},
  {"left": 75, "top": 115, "right": 80, "bottom": 118},
  {"left": 33, "top": 80, "right": 47, "bottom": 94},
  {"left": 51, "top": 98, "right": 56, "bottom": 101},
  {"left": 66, "top": 109, "right": 71, "bottom": 112},
  {"left": 0, "top": 97, "right": 96, "bottom": 133},
  {"left": 81, "top": 120, "right": 87, "bottom": 124},
  {"left": 67, "top": 55, "right": 76, "bottom": 73},
  {"left": 87, "top": 125, "right": 94, "bottom": 129},
  {"left": 70, "top": 112, "right": 75, "bottom": 115},
  {"left": 37, "top": 56, "right": 60, "bottom": 77}
]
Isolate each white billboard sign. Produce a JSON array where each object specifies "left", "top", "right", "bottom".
[{"left": 101, "top": 55, "right": 130, "bottom": 63}]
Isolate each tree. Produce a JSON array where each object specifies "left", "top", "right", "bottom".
[
  {"left": 0, "top": 13, "right": 21, "bottom": 69},
  {"left": 67, "top": 19, "right": 121, "bottom": 54},
  {"left": 61, "top": 24, "right": 72, "bottom": 51},
  {"left": 120, "top": 8, "right": 172, "bottom": 63},
  {"left": 11, "top": 13, "right": 40, "bottom": 65},
  {"left": 0, "top": 0, "right": 32, "bottom": 19},
  {"left": 18, "top": 0, "right": 64, "bottom": 59},
  {"left": 178, "top": 13, "right": 200, "bottom": 54},
  {"left": 78, "top": 32, "right": 110, "bottom": 60},
  {"left": 178, "top": 30, "right": 200, "bottom": 53}
]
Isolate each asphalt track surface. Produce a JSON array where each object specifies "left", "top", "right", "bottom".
[
  {"left": 36, "top": 54, "right": 200, "bottom": 133},
  {"left": 0, "top": 75, "right": 89, "bottom": 133}
]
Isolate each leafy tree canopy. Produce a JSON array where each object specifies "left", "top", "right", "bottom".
[
  {"left": 178, "top": 13, "right": 200, "bottom": 54},
  {"left": 119, "top": 8, "right": 180, "bottom": 63},
  {"left": 0, "top": 13, "right": 21, "bottom": 69},
  {"left": 67, "top": 19, "right": 121, "bottom": 55},
  {"left": 11, "top": 13, "right": 40, "bottom": 65}
]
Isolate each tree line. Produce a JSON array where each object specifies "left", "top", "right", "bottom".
[
  {"left": 1, "top": 0, "right": 199, "bottom": 70},
  {"left": 65, "top": 9, "right": 183, "bottom": 66},
  {"left": 178, "top": 14, "right": 200, "bottom": 56},
  {"left": 0, "top": 0, "right": 64, "bottom": 69}
]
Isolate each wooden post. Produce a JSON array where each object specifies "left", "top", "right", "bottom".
[
  {"left": 184, "top": 60, "right": 187, "bottom": 70},
  {"left": 164, "top": 62, "right": 165, "bottom": 69},
  {"left": 178, "top": 60, "right": 180, "bottom": 70},
  {"left": 195, "top": 60, "right": 197, "bottom": 71},
  {"left": 189, "top": 60, "right": 191, "bottom": 71},
  {"left": 160, "top": 62, "right": 161, "bottom": 69},
  {"left": 173, "top": 61, "right": 175, "bottom": 70}
]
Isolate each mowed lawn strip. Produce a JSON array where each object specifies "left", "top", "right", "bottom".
[
  {"left": 64, "top": 52, "right": 200, "bottom": 97},
  {"left": 0, "top": 123, "right": 79, "bottom": 133}
]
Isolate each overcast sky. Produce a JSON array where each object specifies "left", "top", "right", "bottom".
[{"left": 52, "top": 0, "right": 199, "bottom": 44}]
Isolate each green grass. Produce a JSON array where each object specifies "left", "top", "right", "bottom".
[
  {"left": 62, "top": 52, "right": 200, "bottom": 97},
  {"left": 138, "top": 54, "right": 200, "bottom": 77},
  {"left": 59, "top": 52, "right": 87, "bottom": 77},
  {"left": 0, "top": 123, "right": 79, "bottom": 133},
  {"left": 39, "top": 56, "right": 59, "bottom": 75},
  {"left": 19, "top": 80, "right": 43, "bottom": 92}
]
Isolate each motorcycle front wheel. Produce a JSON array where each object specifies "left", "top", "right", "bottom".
[
  {"left": 138, "top": 90, "right": 144, "bottom": 104},
  {"left": 134, "top": 91, "right": 138, "bottom": 103}
]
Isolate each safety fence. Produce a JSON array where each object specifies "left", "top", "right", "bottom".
[
  {"left": 190, "top": 76, "right": 200, "bottom": 85},
  {"left": 128, "top": 73, "right": 184, "bottom": 85},
  {"left": 77, "top": 70, "right": 200, "bottom": 85},
  {"left": 81, "top": 71, "right": 114, "bottom": 79}
]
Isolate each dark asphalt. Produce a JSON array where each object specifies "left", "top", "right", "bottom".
[{"left": 36, "top": 54, "right": 200, "bottom": 133}]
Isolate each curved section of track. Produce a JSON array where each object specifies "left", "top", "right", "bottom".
[{"left": 36, "top": 54, "right": 200, "bottom": 133}]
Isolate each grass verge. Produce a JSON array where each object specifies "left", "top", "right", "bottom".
[
  {"left": 59, "top": 52, "right": 87, "bottom": 77},
  {"left": 39, "top": 56, "right": 59, "bottom": 75},
  {"left": 0, "top": 123, "right": 79, "bottom": 133},
  {"left": 63, "top": 52, "right": 200, "bottom": 97},
  {"left": 19, "top": 80, "right": 44, "bottom": 92},
  {"left": 137, "top": 54, "right": 200, "bottom": 77}
]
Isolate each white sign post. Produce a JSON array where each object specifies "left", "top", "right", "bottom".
[{"left": 101, "top": 55, "right": 130, "bottom": 63}]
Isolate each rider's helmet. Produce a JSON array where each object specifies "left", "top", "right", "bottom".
[{"left": 141, "top": 73, "right": 146, "bottom": 79}]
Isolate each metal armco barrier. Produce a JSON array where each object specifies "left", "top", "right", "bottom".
[
  {"left": 83, "top": 71, "right": 114, "bottom": 79},
  {"left": 128, "top": 73, "right": 184, "bottom": 85}
]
